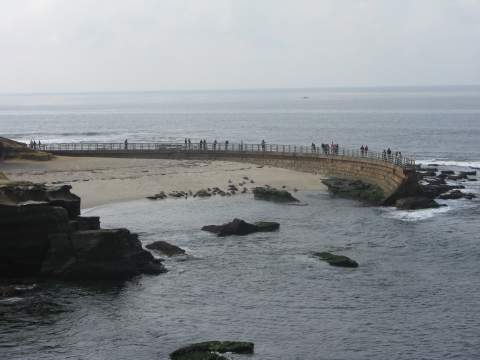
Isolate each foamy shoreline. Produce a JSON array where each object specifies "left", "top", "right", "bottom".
[{"left": 2, "top": 156, "right": 326, "bottom": 209}]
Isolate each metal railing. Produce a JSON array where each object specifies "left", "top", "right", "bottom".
[{"left": 37, "top": 142, "right": 415, "bottom": 168}]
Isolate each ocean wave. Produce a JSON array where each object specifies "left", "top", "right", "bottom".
[{"left": 416, "top": 159, "right": 480, "bottom": 169}]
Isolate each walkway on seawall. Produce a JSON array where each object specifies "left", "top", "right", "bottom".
[{"left": 41, "top": 142, "right": 417, "bottom": 203}]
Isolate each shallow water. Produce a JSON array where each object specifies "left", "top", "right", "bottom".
[{"left": 2, "top": 190, "right": 479, "bottom": 360}]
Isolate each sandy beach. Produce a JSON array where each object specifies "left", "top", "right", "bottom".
[{"left": 2, "top": 156, "right": 326, "bottom": 209}]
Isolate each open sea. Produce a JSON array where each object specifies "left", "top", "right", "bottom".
[{"left": 1, "top": 87, "right": 480, "bottom": 359}]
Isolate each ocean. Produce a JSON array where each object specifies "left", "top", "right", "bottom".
[{"left": 1, "top": 87, "right": 479, "bottom": 359}]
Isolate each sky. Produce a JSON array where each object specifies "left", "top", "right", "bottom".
[{"left": 1, "top": 0, "right": 480, "bottom": 93}]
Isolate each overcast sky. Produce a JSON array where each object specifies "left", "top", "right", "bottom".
[{"left": 1, "top": 0, "right": 480, "bottom": 93}]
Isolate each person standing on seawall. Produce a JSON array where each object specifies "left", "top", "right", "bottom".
[{"left": 124, "top": 139, "right": 128, "bottom": 150}]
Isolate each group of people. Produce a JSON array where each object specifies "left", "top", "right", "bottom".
[
  {"left": 184, "top": 139, "right": 267, "bottom": 152},
  {"left": 360, "top": 144, "right": 369, "bottom": 156},
  {"left": 382, "top": 148, "right": 403, "bottom": 164},
  {"left": 29, "top": 140, "right": 43, "bottom": 150},
  {"left": 314, "top": 143, "right": 339, "bottom": 155}
]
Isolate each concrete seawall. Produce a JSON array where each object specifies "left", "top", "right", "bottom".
[{"left": 48, "top": 150, "right": 415, "bottom": 203}]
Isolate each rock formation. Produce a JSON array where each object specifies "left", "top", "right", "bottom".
[
  {"left": 146, "top": 241, "right": 186, "bottom": 256},
  {"left": 312, "top": 252, "right": 359, "bottom": 268},
  {"left": 252, "top": 186, "right": 299, "bottom": 202},
  {"left": 0, "top": 182, "right": 166, "bottom": 279},
  {"left": 202, "top": 218, "right": 280, "bottom": 237},
  {"left": 170, "top": 341, "right": 254, "bottom": 360}
]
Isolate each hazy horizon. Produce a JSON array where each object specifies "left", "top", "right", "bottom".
[{"left": 2, "top": 1, "right": 480, "bottom": 93}]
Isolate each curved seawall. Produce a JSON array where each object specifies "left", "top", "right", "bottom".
[{"left": 45, "top": 145, "right": 416, "bottom": 203}]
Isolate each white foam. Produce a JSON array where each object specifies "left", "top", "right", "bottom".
[
  {"left": 416, "top": 159, "right": 480, "bottom": 169},
  {"left": 382, "top": 205, "right": 452, "bottom": 222}
]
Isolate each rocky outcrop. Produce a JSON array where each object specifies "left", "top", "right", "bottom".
[
  {"left": 312, "top": 252, "right": 358, "bottom": 268},
  {"left": 252, "top": 186, "right": 299, "bottom": 202},
  {"left": 146, "top": 241, "right": 186, "bottom": 256},
  {"left": 202, "top": 218, "right": 280, "bottom": 237},
  {"left": 322, "top": 178, "right": 384, "bottom": 204},
  {"left": 0, "top": 182, "right": 166, "bottom": 280},
  {"left": 170, "top": 341, "right": 254, "bottom": 360},
  {"left": 0, "top": 137, "right": 52, "bottom": 161},
  {"left": 395, "top": 196, "right": 441, "bottom": 210}
]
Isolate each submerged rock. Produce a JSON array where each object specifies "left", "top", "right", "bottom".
[
  {"left": 395, "top": 196, "right": 441, "bottom": 210},
  {"left": 194, "top": 189, "right": 211, "bottom": 198},
  {"left": 202, "top": 218, "right": 280, "bottom": 237},
  {"left": 252, "top": 187, "right": 299, "bottom": 202},
  {"left": 170, "top": 341, "right": 254, "bottom": 360},
  {"left": 312, "top": 252, "right": 358, "bottom": 268},
  {"left": 146, "top": 241, "right": 186, "bottom": 256}
]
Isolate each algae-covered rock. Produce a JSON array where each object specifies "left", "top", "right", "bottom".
[
  {"left": 254, "top": 221, "right": 280, "bottom": 232},
  {"left": 253, "top": 187, "right": 299, "bottom": 202},
  {"left": 313, "top": 252, "right": 359, "bottom": 268},
  {"left": 322, "top": 178, "right": 384, "bottom": 204},
  {"left": 170, "top": 341, "right": 254, "bottom": 360}
]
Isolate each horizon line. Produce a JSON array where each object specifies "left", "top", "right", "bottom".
[{"left": 1, "top": 84, "right": 480, "bottom": 96}]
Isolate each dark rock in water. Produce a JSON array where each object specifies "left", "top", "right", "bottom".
[
  {"left": 441, "top": 170, "right": 455, "bottom": 175},
  {"left": 418, "top": 170, "right": 437, "bottom": 178},
  {"left": 0, "top": 182, "right": 166, "bottom": 280},
  {"left": 322, "top": 178, "right": 384, "bottom": 204},
  {"left": 202, "top": 218, "right": 279, "bottom": 237},
  {"left": 147, "top": 191, "right": 167, "bottom": 200},
  {"left": 464, "top": 193, "right": 477, "bottom": 199},
  {"left": 419, "top": 183, "right": 464, "bottom": 199},
  {"left": 395, "top": 196, "right": 441, "bottom": 210},
  {"left": 312, "top": 252, "right": 358, "bottom": 268},
  {"left": 439, "top": 190, "right": 465, "bottom": 200},
  {"left": 254, "top": 221, "right": 280, "bottom": 232},
  {"left": 146, "top": 241, "right": 186, "bottom": 256},
  {"left": 460, "top": 170, "right": 477, "bottom": 176},
  {"left": 447, "top": 174, "right": 468, "bottom": 181},
  {"left": 170, "top": 341, "right": 254, "bottom": 360},
  {"left": 0, "top": 284, "right": 39, "bottom": 298},
  {"left": 41, "top": 229, "right": 167, "bottom": 279},
  {"left": 252, "top": 187, "right": 299, "bottom": 203}
]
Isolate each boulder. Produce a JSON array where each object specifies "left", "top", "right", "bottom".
[
  {"left": 322, "top": 178, "right": 384, "bottom": 204},
  {"left": 460, "top": 170, "right": 477, "bottom": 176},
  {"left": 146, "top": 241, "right": 186, "bottom": 256},
  {"left": 395, "top": 196, "right": 441, "bottom": 210},
  {"left": 252, "top": 187, "right": 299, "bottom": 203},
  {"left": 170, "top": 341, "right": 254, "bottom": 360},
  {"left": 441, "top": 170, "right": 455, "bottom": 175},
  {"left": 419, "top": 184, "right": 464, "bottom": 199},
  {"left": 41, "top": 229, "right": 167, "bottom": 279},
  {"left": 439, "top": 190, "right": 465, "bottom": 200},
  {"left": 312, "top": 252, "right": 358, "bottom": 268},
  {"left": 202, "top": 218, "right": 280, "bottom": 237}
]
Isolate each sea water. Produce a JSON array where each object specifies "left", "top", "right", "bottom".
[{"left": 1, "top": 87, "right": 479, "bottom": 359}]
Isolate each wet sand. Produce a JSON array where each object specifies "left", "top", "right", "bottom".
[{"left": 2, "top": 156, "right": 326, "bottom": 209}]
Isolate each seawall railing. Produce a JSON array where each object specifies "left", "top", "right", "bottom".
[{"left": 38, "top": 142, "right": 415, "bottom": 168}]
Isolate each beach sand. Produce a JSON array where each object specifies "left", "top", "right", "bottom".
[{"left": 2, "top": 156, "right": 326, "bottom": 209}]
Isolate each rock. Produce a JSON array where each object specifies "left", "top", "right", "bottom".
[
  {"left": 254, "top": 221, "right": 280, "bottom": 232},
  {"left": 0, "top": 284, "right": 39, "bottom": 298},
  {"left": 312, "top": 252, "right": 358, "bottom": 268},
  {"left": 441, "top": 170, "right": 455, "bottom": 175},
  {"left": 252, "top": 187, "right": 299, "bottom": 203},
  {"left": 0, "top": 182, "right": 167, "bottom": 279},
  {"left": 464, "top": 193, "right": 477, "bottom": 199},
  {"left": 419, "top": 183, "right": 464, "bottom": 199},
  {"left": 395, "top": 196, "right": 441, "bottom": 210},
  {"left": 41, "top": 229, "right": 167, "bottom": 279},
  {"left": 460, "top": 170, "right": 477, "bottom": 176},
  {"left": 170, "top": 341, "right": 254, "bottom": 360},
  {"left": 146, "top": 241, "right": 186, "bottom": 256},
  {"left": 322, "top": 178, "right": 384, "bottom": 204},
  {"left": 0, "top": 183, "right": 80, "bottom": 218},
  {"left": 438, "top": 189, "right": 465, "bottom": 200},
  {"left": 202, "top": 218, "right": 279, "bottom": 237},
  {"left": 447, "top": 174, "right": 467, "bottom": 181}
]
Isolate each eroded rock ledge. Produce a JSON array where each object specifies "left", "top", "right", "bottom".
[{"left": 0, "top": 182, "right": 166, "bottom": 280}]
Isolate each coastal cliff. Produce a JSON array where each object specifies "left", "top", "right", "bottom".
[{"left": 0, "top": 182, "right": 165, "bottom": 279}]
